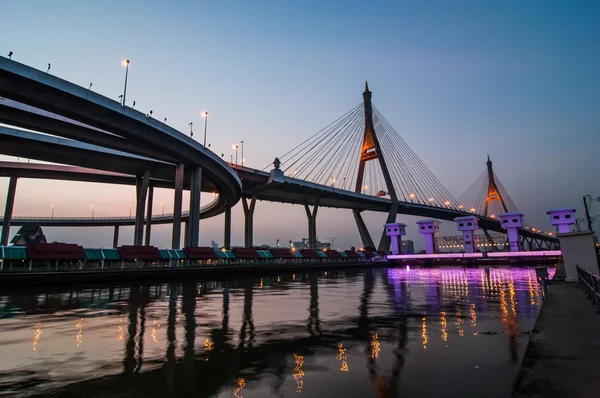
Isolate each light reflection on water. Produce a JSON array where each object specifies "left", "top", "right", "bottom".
[{"left": 0, "top": 267, "right": 546, "bottom": 398}]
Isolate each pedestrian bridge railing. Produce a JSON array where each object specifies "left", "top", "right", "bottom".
[{"left": 576, "top": 265, "right": 600, "bottom": 311}]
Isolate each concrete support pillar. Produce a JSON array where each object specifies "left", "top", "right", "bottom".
[
  {"left": 378, "top": 203, "right": 398, "bottom": 251},
  {"left": 242, "top": 196, "right": 257, "bottom": 248},
  {"left": 224, "top": 206, "right": 232, "bottom": 249},
  {"left": 353, "top": 210, "right": 375, "bottom": 249},
  {"left": 183, "top": 220, "right": 189, "bottom": 249},
  {"left": 304, "top": 203, "right": 319, "bottom": 250},
  {"left": 171, "top": 164, "right": 184, "bottom": 249},
  {"left": 186, "top": 166, "right": 202, "bottom": 248},
  {"left": 1, "top": 177, "right": 17, "bottom": 246},
  {"left": 113, "top": 225, "right": 120, "bottom": 249},
  {"left": 417, "top": 220, "right": 440, "bottom": 254},
  {"left": 144, "top": 186, "right": 154, "bottom": 246},
  {"left": 384, "top": 223, "right": 407, "bottom": 255},
  {"left": 134, "top": 170, "right": 151, "bottom": 246}
]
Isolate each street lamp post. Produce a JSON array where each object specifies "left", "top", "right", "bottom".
[
  {"left": 240, "top": 140, "right": 244, "bottom": 167},
  {"left": 51, "top": 204, "right": 55, "bottom": 219},
  {"left": 189, "top": 122, "right": 193, "bottom": 138},
  {"left": 122, "top": 60, "right": 130, "bottom": 106},
  {"left": 91, "top": 204, "right": 95, "bottom": 219},
  {"left": 203, "top": 111, "right": 208, "bottom": 147},
  {"left": 129, "top": 204, "right": 132, "bottom": 218},
  {"left": 161, "top": 201, "right": 164, "bottom": 215},
  {"left": 233, "top": 145, "right": 239, "bottom": 167}
]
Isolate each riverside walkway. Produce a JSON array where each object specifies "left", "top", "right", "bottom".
[{"left": 513, "top": 281, "right": 600, "bottom": 397}]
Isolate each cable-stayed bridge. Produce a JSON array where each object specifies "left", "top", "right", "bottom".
[{"left": 0, "top": 56, "right": 557, "bottom": 250}]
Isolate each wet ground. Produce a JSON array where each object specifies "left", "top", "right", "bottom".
[{"left": 0, "top": 267, "right": 544, "bottom": 398}]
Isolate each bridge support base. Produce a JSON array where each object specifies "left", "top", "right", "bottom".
[
  {"left": 186, "top": 166, "right": 202, "bottom": 247},
  {"left": 305, "top": 203, "right": 319, "bottom": 250},
  {"left": 172, "top": 164, "right": 184, "bottom": 249},
  {"left": 353, "top": 210, "right": 375, "bottom": 250},
  {"left": 378, "top": 203, "right": 398, "bottom": 252},
  {"left": 1, "top": 177, "right": 17, "bottom": 246},
  {"left": 134, "top": 170, "right": 151, "bottom": 246},
  {"left": 113, "top": 225, "right": 119, "bottom": 249},
  {"left": 144, "top": 186, "right": 154, "bottom": 246},
  {"left": 242, "top": 196, "right": 256, "bottom": 248},
  {"left": 224, "top": 206, "right": 231, "bottom": 249}
]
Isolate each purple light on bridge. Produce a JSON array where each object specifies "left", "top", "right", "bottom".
[{"left": 386, "top": 250, "right": 561, "bottom": 261}]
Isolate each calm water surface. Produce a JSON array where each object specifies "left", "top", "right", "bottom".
[{"left": 0, "top": 267, "right": 545, "bottom": 398}]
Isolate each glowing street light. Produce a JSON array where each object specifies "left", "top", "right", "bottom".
[
  {"left": 444, "top": 201, "right": 450, "bottom": 206},
  {"left": 91, "top": 204, "right": 95, "bottom": 218},
  {"left": 51, "top": 204, "right": 55, "bottom": 219},
  {"left": 240, "top": 140, "right": 244, "bottom": 167},
  {"left": 122, "top": 60, "right": 130, "bottom": 106},
  {"left": 161, "top": 201, "right": 164, "bottom": 215},
  {"left": 233, "top": 145, "right": 239, "bottom": 166},
  {"left": 470, "top": 208, "right": 476, "bottom": 212}
]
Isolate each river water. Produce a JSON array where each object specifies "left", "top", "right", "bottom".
[{"left": 0, "top": 267, "right": 545, "bottom": 398}]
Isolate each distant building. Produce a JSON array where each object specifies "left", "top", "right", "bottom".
[
  {"left": 210, "top": 240, "right": 219, "bottom": 250},
  {"left": 291, "top": 238, "right": 331, "bottom": 251},
  {"left": 401, "top": 240, "right": 414, "bottom": 254},
  {"left": 10, "top": 223, "right": 47, "bottom": 246}
]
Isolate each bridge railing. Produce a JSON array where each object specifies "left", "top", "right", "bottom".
[
  {"left": 7, "top": 211, "right": 192, "bottom": 222},
  {"left": 576, "top": 265, "right": 600, "bottom": 311}
]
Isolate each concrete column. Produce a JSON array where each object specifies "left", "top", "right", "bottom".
[
  {"left": 304, "top": 203, "right": 319, "bottom": 250},
  {"left": 144, "top": 186, "right": 153, "bottom": 246},
  {"left": 242, "top": 196, "right": 257, "bottom": 248},
  {"left": 186, "top": 166, "right": 202, "bottom": 248},
  {"left": 183, "top": 220, "right": 189, "bottom": 249},
  {"left": 224, "top": 206, "right": 231, "bottom": 249},
  {"left": 384, "top": 223, "right": 406, "bottom": 255},
  {"left": 134, "top": 170, "right": 151, "bottom": 246},
  {"left": 172, "top": 164, "right": 184, "bottom": 249},
  {"left": 353, "top": 210, "right": 375, "bottom": 249},
  {"left": 417, "top": 220, "right": 440, "bottom": 254},
  {"left": 1, "top": 177, "right": 17, "bottom": 246},
  {"left": 113, "top": 225, "right": 120, "bottom": 248}
]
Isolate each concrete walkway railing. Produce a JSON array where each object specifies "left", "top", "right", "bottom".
[{"left": 576, "top": 265, "right": 600, "bottom": 311}]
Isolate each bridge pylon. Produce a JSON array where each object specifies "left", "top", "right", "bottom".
[
  {"left": 353, "top": 82, "right": 399, "bottom": 251},
  {"left": 484, "top": 156, "right": 508, "bottom": 217}
]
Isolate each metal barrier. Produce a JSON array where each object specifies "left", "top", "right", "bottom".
[{"left": 576, "top": 265, "right": 600, "bottom": 311}]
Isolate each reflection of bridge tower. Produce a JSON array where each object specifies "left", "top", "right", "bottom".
[
  {"left": 354, "top": 82, "right": 398, "bottom": 251},
  {"left": 484, "top": 156, "right": 508, "bottom": 217}
]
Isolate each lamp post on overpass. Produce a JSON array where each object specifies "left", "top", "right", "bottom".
[
  {"left": 161, "top": 201, "right": 164, "bottom": 215},
  {"left": 91, "top": 204, "right": 95, "bottom": 219},
  {"left": 203, "top": 111, "right": 208, "bottom": 147},
  {"left": 129, "top": 204, "right": 132, "bottom": 218},
  {"left": 233, "top": 145, "right": 239, "bottom": 167},
  {"left": 240, "top": 140, "right": 244, "bottom": 167},
  {"left": 122, "top": 60, "right": 130, "bottom": 106},
  {"left": 51, "top": 204, "right": 55, "bottom": 219}
]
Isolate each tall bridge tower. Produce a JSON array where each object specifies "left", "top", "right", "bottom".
[
  {"left": 354, "top": 82, "right": 398, "bottom": 251},
  {"left": 484, "top": 156, "right": 508, "bottom": 217}
]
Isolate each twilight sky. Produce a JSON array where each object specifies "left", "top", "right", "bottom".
[{"left": 1, "top": 0, "right": 599, "bottom": 249}]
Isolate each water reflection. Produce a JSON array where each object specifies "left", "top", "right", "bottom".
[{"left": 0, "top": 267, "right": 546, "bottom": 398}]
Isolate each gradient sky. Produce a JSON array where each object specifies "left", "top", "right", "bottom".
[{"left": 1, "top": 0, "right": 599, "bottom": 249}]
